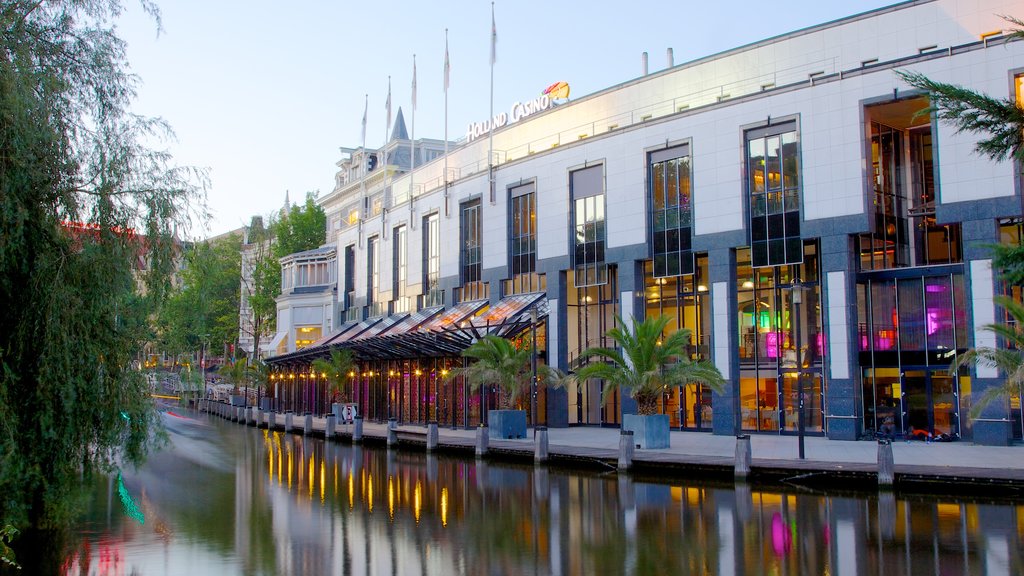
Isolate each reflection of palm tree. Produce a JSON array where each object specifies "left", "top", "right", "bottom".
[{"left": 951, "top": 295, "right": 1024, "bottom": 418}]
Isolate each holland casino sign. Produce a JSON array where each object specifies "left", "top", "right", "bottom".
[{"left": 466, "top": 95, "right": 552, "bottom": 142}]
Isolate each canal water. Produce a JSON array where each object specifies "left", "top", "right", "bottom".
[{"left": 56, "top": 409, "right": 1023, "bottom": 575}]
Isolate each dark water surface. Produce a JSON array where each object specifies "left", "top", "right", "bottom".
[{"left": 54, "top": 409, "right": 1024, "bottom": 575}]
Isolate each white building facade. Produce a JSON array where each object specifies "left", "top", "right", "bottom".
[{"left": 269, "top": 0, "right": 1024, "bottom": 445}]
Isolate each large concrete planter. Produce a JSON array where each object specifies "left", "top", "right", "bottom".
[
  {"left": 622, "top": 414, "right": 670, "bottom": 449},
  {"left": 489, "top": 409, "right": 527, "bottom": 440}
]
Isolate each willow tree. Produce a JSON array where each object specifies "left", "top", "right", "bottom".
[{"left": 0, "top": 0, "right": 205, "bottom": 535}]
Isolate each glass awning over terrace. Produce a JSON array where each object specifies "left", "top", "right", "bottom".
[{"left": 267, "top": 292, "right": 547, "bottom": 366}]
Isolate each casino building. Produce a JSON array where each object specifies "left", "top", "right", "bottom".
[{"left": 267, "top": 0, "right": 1024, "bottom": 445}]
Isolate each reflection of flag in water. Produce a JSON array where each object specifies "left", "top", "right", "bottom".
[{"left": 543, "top": 81, "right": 570, "bottom": 100}]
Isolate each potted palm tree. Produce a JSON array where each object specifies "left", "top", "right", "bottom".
[
  {"left": 312, "top": 348, "right": 356, "bottom": 418},
  {"left": 576, "top": 314, "right": 726, "bottom": 449},
  {"left": 453, "top": 335, "right": 534, "bottom": 439}
]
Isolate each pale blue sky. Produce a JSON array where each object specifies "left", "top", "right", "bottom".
[{"left": 117, "top": 0, "right": 896, "bottom": 238}]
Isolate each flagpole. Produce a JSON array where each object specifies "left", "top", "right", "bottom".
[
  {"left": 488, "top": 2, "right": 496, "bottom": 204},
  {"left": 359, "top": 93, "right": 368, "bottom": 247},
  {"left": 444, "top": 29, "right": 450, "bottom": 218},
  {"left": 409, "top": 54, "right": 417, "bottom": 225}
]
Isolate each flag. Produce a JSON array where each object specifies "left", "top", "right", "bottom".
[
  {"left": 411, "top": 55, "right": 417, "bottom": 111},
  {"left": 490, "top": 3, "right": 497, "bottom": 65},
  {"left": 360, "top": 94, "right": 367, "bottom": 144},
  {"left": 385, "top": 77, "right": 392, "bottom": 131},
  {"left": 444, "top": 33, "right": 450, "bottom": 92}
]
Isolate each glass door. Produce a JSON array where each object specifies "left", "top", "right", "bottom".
[{"left": 900, "top": 369, "right": 958, "bottom": 439}]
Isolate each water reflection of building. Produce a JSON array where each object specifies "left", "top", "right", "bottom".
[{"left": 266, "top": 0, "right": 1024, "bottom": 445}]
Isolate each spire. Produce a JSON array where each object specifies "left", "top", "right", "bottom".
[
  {"left": 282, "top": 190, "right": 291, "bottom": 215},
  {"left": 390, "top": 107, "right": 409, "bottom": 141}
]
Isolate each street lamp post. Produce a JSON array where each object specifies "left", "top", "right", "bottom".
[
  {"left": 530, "top": 307, "right": 538, "bottom": 439},
  {"left": 792, "top": 284, "right": 806, "bottom": 460}
]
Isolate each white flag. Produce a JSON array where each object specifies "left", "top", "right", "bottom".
[
  {"left": 490, "top": 4, "right": 497, "bottom": 65},
  {"left": 444, "top": 35, "right": 450, "bottom": 92},
  {"left": 411, "top": 55, "right": 418, "bottom": 111},
  {"left": 385, "top": 77, "right": 392, "bottom": 132}
]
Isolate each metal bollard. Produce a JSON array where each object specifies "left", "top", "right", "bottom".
[
  {"left": 303, "top": 412, "right": 312, "bottom": 436},
  {"left": 618, "top": 430, "right": 635, "bottom": 471},
  {"left": 534, "top": 427, "right": 549, "bottom": 464},
  {"left": 426, "top": 422, "right": 439, "bottom": 452},
  {"left": 353, "top": 416, "right": 364, "bottom": 443},
  {"left": 735, "top": 435, "right": 752, "bottom": 480},
  {"left": 877, "top": 439, "right": 894, "bottom": 487},
  {"left": 475, "top": 425, "right": 489, "bottom": 458},
  {"left": 387, "top": 418, "right": 398, "bottom": 448},
  {"left": 326, "top": 414, "right": 337, "bottom": 439}
]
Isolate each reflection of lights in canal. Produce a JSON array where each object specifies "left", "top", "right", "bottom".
[
  {"left": 441, "top": 487, "right": 448, "bottom": 527},
  {"left": 388, "top": 475, "right": 395, "bottom": 520},
  {"left": 414, "top": 481, "right": 422, "bottom": 523}
]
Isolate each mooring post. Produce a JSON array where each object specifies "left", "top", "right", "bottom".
[
  {"left": 534, "top": 426, "right": 549, "bottom": 464},
  {"left": 387, "top": 418, "right": 398, "bottom": 448},
  {"left": 426, "top": 421, "right": 439, "bottom": 452},
  {"left": 475, "top": 425, "right": 489, "bottom": 459},
  {"left": 326, "top": 414, "right": 337, "bottom": 439},
  {"left": 877, "top": 439, "right": 894, "bottom": 487},
  {"left": 353, "top": 416, "right": 364, "bottom": 443},
  {"left": 618, "top": 430, "right": 635, "bottom": 471},
  {"left": 735, "top": 434, "right": 752, "bottom": 480},
  {"left": 303, "top": 412, "right": 312, "bottom": 436}
]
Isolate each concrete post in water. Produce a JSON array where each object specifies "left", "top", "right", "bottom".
[
  {"left": 618, "top": 430, "right": 635, "bottom": 471},
  {"left": 877, "top": 439, "right": 894, "bottom": 487},
  {"left": 326, "top": 414, "right": 337, "bottom": 439},
  {"left": 284, "top": 411, "right": 294, "bottom": 434},
  {"left": 353, "top": 416, "right": 364, "bottom": 443},
  {"left": 236, "top": 407, "right": 244, "bottom": 422},
  {"left": 303, "top": 412, "right": 313, "bottom": 436},
  {"left": 534, "top": 426, "right": 549, "bottom": 464},
  {"left": 245, "top": 407, "right": 253, "bottom": 425},
  {"left": 475, "top": 425, "right": 489, "bottom": 458},
  {"left": 426, "top": 421, "right": 439, "bottom": 452},
  {"left": 735, "top": 435, "right": 752, "bottom": 480},
  {"left": 387, "top": 418, "right": 398, "bottom": 448}
]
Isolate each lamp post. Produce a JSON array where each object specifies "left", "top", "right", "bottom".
[
  {"left": 530, "top": 307, "right": 539, "bottom": 439},
  {"left": 792, "top": 284, "right": 806, "bottom": 460}
]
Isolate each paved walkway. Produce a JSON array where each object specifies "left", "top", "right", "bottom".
[{"left": 202, "top": 403, "right": 1024, "bottom": 486}]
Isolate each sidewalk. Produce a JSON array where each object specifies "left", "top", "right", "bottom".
[{"left": 201, "top": 403, "right": 1024, "bottom": 490}]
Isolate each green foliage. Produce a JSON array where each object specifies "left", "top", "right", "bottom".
[
  {"left": 273, "top": 193, "right": 326, "bottom": 258},
  {"left": 575, "top": 315, "right": 726, "bottom": 416},
  {"left": 0, "top": 0, "right": 204, "bottom": 530},
  {"left": 951, "top": 295, "right": 1024, "bottom": 418},
  {"left": 242, "top": 217, "right": 279, "bottom": 354},
  {"left": 451, "top": 336, "right": 534, "bottom": 410},
  {"left": 158, "top": 236, "right": 241, "bottom": 362},
  {"left": 0, "top": 524, "right": 18, "bottom": 570},
  {"left": 311, "top": 349, "right": 355, "bottom": 403}
]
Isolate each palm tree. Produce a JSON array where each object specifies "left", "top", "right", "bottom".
[
  {"left": 452, "top": 335, "right": 533, "bottom": 410},
  {"left": 951, "top": 295, "right": 1024, "bottom": 418},
  {"left": 576, "top": 314, "right": 726, "bottom": 416},
  {"left": 312, "top": 349, "right": 355, "bottom": 403}
]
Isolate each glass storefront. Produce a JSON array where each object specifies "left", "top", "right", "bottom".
[
  {"left": 643, "top": 256, "right": 712, "bottom": 429},
  {"left": 567, "top": 267, "right": 619, "bottom": 425},
  {"left": 857, "top": 272, "right": 969, "bottom": 439},
  {"left": 737, "top": 242, "right": 824, "bottom": 434}
]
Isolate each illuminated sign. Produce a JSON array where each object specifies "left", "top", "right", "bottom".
[{"left": 466, "top": 95, "right": 553, "bottom": 142}]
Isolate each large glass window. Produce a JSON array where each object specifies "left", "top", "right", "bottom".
[
  {"left": 459, "top": 199, "right": 487, "bottom": 302},
  {"left": 858, "top": 99, "right": 961, "bottom": 270},
  {"left": 857, "top": 273, "right": 969, "bottom": 438},
  {"left": 644, "top": 255, "right": 711, "bottom": 429},
  {"left": 650, "top": 145, "right": 694, "bottom": 277},
  {"left": 737, "top": 242, "right": 823, "bottom": 433},
  {"left": 571, "top": 165, "right": 607, "bottom": 287},
  {"left": 366, "top": 236, "right": 381, "bottom": 316},
  {"left": 747, "top": 123, "right": 801, "bottom": 268},
  {"left": 392, "top": 225, "right": 408, "bottom": 313},
  {"left": 506, "top": 182, "right": 543, "bottom": 295},
  {"left": 567, "top": 268, "right": 619, "bottom": 425},
  {"left": 422, "top": 213, "right": 441, "bottom": 308}
]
